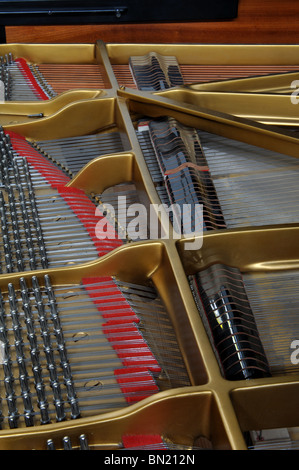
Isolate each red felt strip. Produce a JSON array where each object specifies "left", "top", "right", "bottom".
[
  {"left": 102, "top": 318, "right": 140, "bottom": 325},
  {"left": 122, "top": 434, "right": 166, "bottom": 449},
  {"left": 15, "top": 58, "right": 49, "bottom": 100},
  {"left": 103, "top": 326, "right": 161, "bottom": 371},
  {"left": 103, "top": 326, "right": 141, "bottom": 335},
  {"left": 4, "top": 130, "right": 70, "bottom": 187},
  {"left": 114, "top": 368, "right": 159, "bottom": 403},
  {"left": 82, "top": 276, "right": 162, "bottom": 401},
  {"left": 102, "top": 311, "right": 140, "bottom": 321},
  {"left": 103, "top": 330, "right": 143, "bottom": 341},
  {"left": 120, "top": 357, "right": 161, "bottom": 370},
  {"left": 5, "top": 130, "right": 123, "bottom": 252},
  {"left": 82, "top": 277, "right": 135, "bottom": 315},
  {"left": 56, "top": 186, "right": 123, "bottom": 254},
  {"left": 4, "top": 129, "right": 26, "bottom": 140}
]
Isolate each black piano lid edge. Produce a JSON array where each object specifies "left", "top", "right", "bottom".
[
  {"left": 0, "top": 1, "right": 239, "bottom": 42},
  {"left": 0, "top": 0, "right": 239, "bottom": 25}
]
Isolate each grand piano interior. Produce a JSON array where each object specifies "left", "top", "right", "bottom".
[{"left": 0, "top": 0, "right": 298, "bottom": 452}]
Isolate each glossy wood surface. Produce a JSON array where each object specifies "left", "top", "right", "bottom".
[{"left": 5, "top": 0, "right": 299, "bottom": 44}]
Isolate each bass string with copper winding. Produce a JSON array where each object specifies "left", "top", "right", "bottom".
[
  {"left": 189, "top": 263, "right": 271, "bottom": 381},
  {"left": 136, "top": 117, "right": 227, "bottom": 232},
  {"left": 112, "top": 62, "right": 299, "bottom": 88}
]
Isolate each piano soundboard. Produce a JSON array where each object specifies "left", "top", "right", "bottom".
[{"left": 0, "top": 40, "right": 298, "bottom": 451}]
